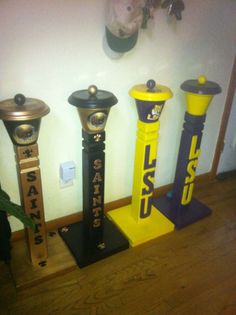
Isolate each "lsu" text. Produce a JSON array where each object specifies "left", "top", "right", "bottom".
[{"left": 181, "top": 135, "right": 200, "bottom": 205}]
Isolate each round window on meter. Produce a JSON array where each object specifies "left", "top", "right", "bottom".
[
  {"left": 87, "top": 112, "right": 107, "bottom": 131},
  {"left": 13, "top": 124, "right": 38, "bottom": 145}
]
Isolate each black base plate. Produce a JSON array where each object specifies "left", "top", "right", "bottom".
[
  {"left": 152, "top": 196, "right": 212, "bottom": 229},
  {"left": 58, "top": 217, "right": 129, "bottom": 268}
]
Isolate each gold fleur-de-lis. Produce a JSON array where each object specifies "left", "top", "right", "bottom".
[{"left": 94, "top": 134, "right": 102, "bottom": 142}]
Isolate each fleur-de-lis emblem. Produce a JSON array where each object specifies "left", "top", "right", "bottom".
[
  {"left": 94, "top": 134, "right": 102, "bottom": 142},
  {"left": 23, "top": 149, "right": 33, "bottom": 158}
]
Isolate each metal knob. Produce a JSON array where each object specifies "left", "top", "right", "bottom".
[
  {"left": 198, "top": 75, "right": 207, "bottom": 85},
  {"left": 88, "top": 85, "right": 98, "bottom": 97},
  {"left": 14, "top": 94, "right": 26, "bottom": 106},
  {"left": 146, "top": 79, "right": 156, "bottom": 91}
]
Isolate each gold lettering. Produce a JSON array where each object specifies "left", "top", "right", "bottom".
[
  {"left": 93, "top": 207, "right": 102, "bottom": 217},
  {"left": 94, "top": 159, "right": 102, "bottom": 170},
  {"left": 93, "top": 195, "right": 102, "bottom": 207},
  {"left": 93, "top": 218, "right": 101, "bottom": 228},
  {"left": 93, "top": 184, "right": 100, "bottom": 195},
  {"left": 92, "top": 160, "right": 103, "bottom": 228},
  {"left": 92, "top": 172, "right": 102, "bottom": 183}
]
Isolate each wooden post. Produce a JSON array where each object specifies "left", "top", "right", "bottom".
[
  {"left": 131, "top": 120, "right": 159, "bottom": 222},
  {"left": 152, "top": 75, "right": 221, "bottom": 229},
  {"left": 82, "top": 130, "right": 105, "bottom": 251},
  {"left": 107, "top": 80, "right": 175, "bottom": 246},
  {"left": 59, "top": 85, "right": 129, "bottom": 267},
  {"left": 0, "top": 93, "right": 50, "bottom": 267},
  {"left": 15, "top": 143, "right": 48, "bottom": 266}
]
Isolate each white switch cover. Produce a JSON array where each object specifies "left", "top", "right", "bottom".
[{"left": 60, "top": 161, "right": 76, "bottom": 188}]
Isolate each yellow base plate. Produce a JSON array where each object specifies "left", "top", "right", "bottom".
[{"left": 107, "top": 205, "right": 175, "bottom": 247}]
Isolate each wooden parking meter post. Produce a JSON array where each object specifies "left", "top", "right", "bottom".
[
  {"left": 108, "top": 80, "right": 174, "bottom": 246},
  {"left": 59, "top": 85, "right": 129, "bottom": 267},
  {"left": 152, "top": 76, "right": 221, "bottom": 228},
  {"left": 0, "top": 94, "right": 50, "bottom": 266}
]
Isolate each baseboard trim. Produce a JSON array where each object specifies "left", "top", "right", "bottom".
[
  {"left": 11, "top": 172, "right": 212, "bottom": 242},
  {"left": 216, "top": 170, "right": 236, "bottom": 180}
]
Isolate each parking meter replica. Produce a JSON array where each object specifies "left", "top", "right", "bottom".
[
  {"left": 59, "top": 85, "right": 129, "bottom": 267},
  {"left": 108, "top": 80, "right": 174, "bottom": 246},
  {"left": 152, "top": 76, "right": 221, "bottom": 228},
  {"left": 0, "top": 94, "right": 50, "bottom": 266}
]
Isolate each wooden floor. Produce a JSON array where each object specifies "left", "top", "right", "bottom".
[{"left": 1, "top": 176, "right": 236, "bottom": 315}]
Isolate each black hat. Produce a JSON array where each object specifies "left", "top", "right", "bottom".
[{"left": 105, "top": 26, "right": 139, "bottom": 53}]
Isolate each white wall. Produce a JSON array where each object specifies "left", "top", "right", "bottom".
[{"left": 0, "top": 0, "right": 235, "bottom": 231}]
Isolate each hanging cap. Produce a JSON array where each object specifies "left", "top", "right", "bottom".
[
  {"left": 0, "top": 94, "right": 50, "bottom": 121},
  {"left": 129, "top": 79, "right": 173, "bottom": 102},
  {"left": 105, "top": 27, "right": 139, "bottom": 53},
  {"left": 105, "top": 0, "right": 144, "bottom": 53},
  {"left": 181, "top": 75, "right": 222, "bottom": 95},
  {"left": 68, "top": 85, "right": 118, "bottom": 109}
]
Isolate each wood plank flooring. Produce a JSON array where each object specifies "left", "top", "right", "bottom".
[{"left": 1, "top": 176, "right": 236, "bottom": 315}]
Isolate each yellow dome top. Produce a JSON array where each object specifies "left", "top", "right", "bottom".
[{"left": 129, "top": 80, "right": 173, "bottom": 102}]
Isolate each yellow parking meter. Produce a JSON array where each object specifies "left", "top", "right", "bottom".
[{"left": 108, "top": 80, "right": 174, "bottom": 246}]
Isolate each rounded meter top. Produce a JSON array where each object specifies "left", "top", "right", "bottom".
[
  {"left": 181, "top": 76, "right": 222, "bottom": 116},
  {"left": 181, "top": 75, "right": 221, "bottom": 95},
  {"left": 0, "top": 94, "right": 50, "bottom": 121},
  {"left": 68, "top": 85, "right": 118, "bottom": 109},
  {"left": 129, "top": 79, "right": 173, "bottom": 102}
]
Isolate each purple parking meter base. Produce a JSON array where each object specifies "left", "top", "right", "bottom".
[
  {"left": 152, "top": 196, "right": 212, "bottom": 229},
  {"left": 58, "top": 216, "right": 129, "bottom": 268}
]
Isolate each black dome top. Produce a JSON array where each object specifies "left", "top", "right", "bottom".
[
  {"left": 181, "top": 76, "right": 221, "bottom": 95},
  {"left": 68, "top": 85, "right": 118, "bottom": 109}
]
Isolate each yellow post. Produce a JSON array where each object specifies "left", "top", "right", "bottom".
[
  {"left": 107, "top": 80, "right": 174, "bottom": 246},
  {"left": 131, "top": 120, "right": 159, "bottom": 222}
]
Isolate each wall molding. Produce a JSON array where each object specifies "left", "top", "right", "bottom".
[
  {"left": 210, "top": 55, "right": 236, "bottom": 179},
  {"left": 11, "top": 172, "right": 215, "bottom": 241},
  {"left": 11, "top": 172, "right": 212, "bottom": 242}
]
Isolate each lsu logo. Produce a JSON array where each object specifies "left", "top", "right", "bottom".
[
  {"left": 139, "top": 144, "right": 156, "bottom": 218},
  {"left": 147, "top": 105, "right": 163, "bottom": 121},
  {"left": 181, "top": 136, "right": 201, "bottom": 205}
]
